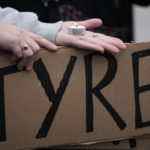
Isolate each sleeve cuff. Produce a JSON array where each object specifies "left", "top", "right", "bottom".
[{"left": 36, "top": 21, "right": 63, "bottom": 44}]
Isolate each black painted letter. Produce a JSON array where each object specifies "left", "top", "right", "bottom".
[
  {"left": 34, "top": 57, "right": 77, "bottom": 138},
  {"left": 0, "top": 65, "right": 21, "bottom": 142},
  {"left": 132, "top": 49, "right": 150, "bottom": 128},
  {"left": 84, "top": 52, "right": 126, "bottom": 132}
]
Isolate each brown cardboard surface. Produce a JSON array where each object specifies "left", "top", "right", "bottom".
[
  {"left": 51, "top": 136, "right": 150, "bottom": 149},
  {"left": 1, "top": 42, "right": 150, "bottom": 150}
]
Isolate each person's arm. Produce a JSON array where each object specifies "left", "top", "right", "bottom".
[
  {"left": 0, "top": 7, "right": 126, "bottom": 71},
  {"left": 0, "top": 23, "right": 57, "bottom": 71},
  {"left": 0, "top": 7, "right": 63, "bottom": 43},
  {"left": 0, "top": 7, "right": 126, "bottom": 53}
]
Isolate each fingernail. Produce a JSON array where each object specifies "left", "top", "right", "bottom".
[{"left": 26, "top": 66, "right": 32, "bottom": 71}]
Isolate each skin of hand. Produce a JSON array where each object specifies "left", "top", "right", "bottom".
[
  {"left": 56, "top": 19, "right": 126, "bottom": 53},
  {"left": 0, "top": 23, "right": 57, "bottom": 71}
]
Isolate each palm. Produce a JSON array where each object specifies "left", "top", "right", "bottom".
[{"left": 56, "top": 19, "right": 126, "bottom": 53}]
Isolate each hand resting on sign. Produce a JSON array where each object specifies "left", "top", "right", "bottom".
[
  {"left": 56, "top": 19, "right": 126, "bottom": 53},
  {"left": 0, "top": 23, "right": 57, "bottom": 71},
  {"left": 0, "top": 19, "right": 126, "bottom": 71}
]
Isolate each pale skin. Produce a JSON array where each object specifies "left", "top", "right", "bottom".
[
  {"left": 56, "top": 19, "right": 126, "bottom": 53},
  {"left": 0, "top": 23, "right": 57, "bottom": 71},
  {"left": 0, "top": 19, "right": 126, "bottom": 71}
]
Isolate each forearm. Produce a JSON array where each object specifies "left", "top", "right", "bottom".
[{"left": 0, "top": 7, "right": 63, "bottom": 43}]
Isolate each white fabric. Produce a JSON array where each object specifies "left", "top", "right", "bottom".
[{"left": 0, "top": 7, "right": 63, "bottom": 43}]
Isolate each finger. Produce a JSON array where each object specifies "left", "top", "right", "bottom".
[
  {"left": 11, "top": 44, "right": 23, "bottom": 64},
  {"left": 79, "top": 18, "right": 103, "bottom": 30},
  {"left": 35, "top": 37, "right": 58, "bottom": 51},
  {"left": 23, "top": 34, "right": 40, "bottom": 54},
  {"left": 80, "top": 36, "right": 120, "bottom": 53},
  {"left": 27, "top": 32, "right": 58, "bottom": 51},
  {"left": 17, "top": 36, "right": 35, "bottom": 70},
  {"left": 90, "top": 33, "right": 126, "bottom": 50},
  {"left": 25, "top": 61, "right": 33, "bottom": 71},
  {"left": 17, "top": 47, "right": 34, "bottom": 70},
  {"left": 69, "top": 37, "right": 104, "bottom": 52},
  {"left": 23, "top": 36, "right": 41, "bottom": 71},
  {"left": 18, "top": 33, "right": 42, "bottom": 70}
]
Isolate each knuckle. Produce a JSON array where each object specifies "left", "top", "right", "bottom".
[
  {"left": 34, "top": 45, "right": 40, "bottom": 51},
  {"left": 32, "top": 45, "right": 40, "bottom": 54},
  {"left": 11, "top": 39, "right": 19, "bottom": 47},
  {"left": 36, "top": 36, "right": 42, "bottom": 40}
]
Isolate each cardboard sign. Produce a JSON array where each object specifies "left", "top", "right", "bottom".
[{"left": 1, "top": 42, "right": 150, "bottom": 150}]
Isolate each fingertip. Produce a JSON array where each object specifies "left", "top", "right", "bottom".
[
  {"left": 88, "top": 18, "right": 102, "bottom": 24},
  {"left": 48, "top": 44, "right": 58, "bottom": 51},
  {"left": 99, "top": 48, "right": 104, "bottom": 53},
  {"left": 26, "top": 67, "right": 32, "bottom": 71},
  {"left": 52, "top": 45, "right": 58, "bottom": 50},
  {"left": 25, "top": 64, "right": 33, "bottom": 71},
  {"left": 118, "top": 42, "right": 126, "bottom": 50},
  {"left": 96, "top": 18, "right": 103, "bottom": 25},
  {"left": 117, "top": 40, "right": 126, "bottom": 50},
  {"left": 121, "top": 43, "right": 127, "bottom": 50},
  {"left": 113, "top": 38, "right": 126, "bottom": 50},
  {"left": 81, "top": 18, "right": 103, "bottom": 29}
]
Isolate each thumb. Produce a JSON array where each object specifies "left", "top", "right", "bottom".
[{"left": 79, "top": 18, "right": 102, "bottom": 30}]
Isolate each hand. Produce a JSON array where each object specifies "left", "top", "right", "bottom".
[
  {"left": 56, "top": 19, "right": 126, "bottom": 53},
  {"left": 0, "top": 23, "right": 57, "bottom": 71}
]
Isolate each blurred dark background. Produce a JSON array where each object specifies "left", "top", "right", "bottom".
[{"left": 1, "top": 0, "right": 150, "bottom": 42}]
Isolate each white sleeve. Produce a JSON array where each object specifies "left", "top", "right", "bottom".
[{"left": 0, "top": 7, "right": 63, "bottom": 43}]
